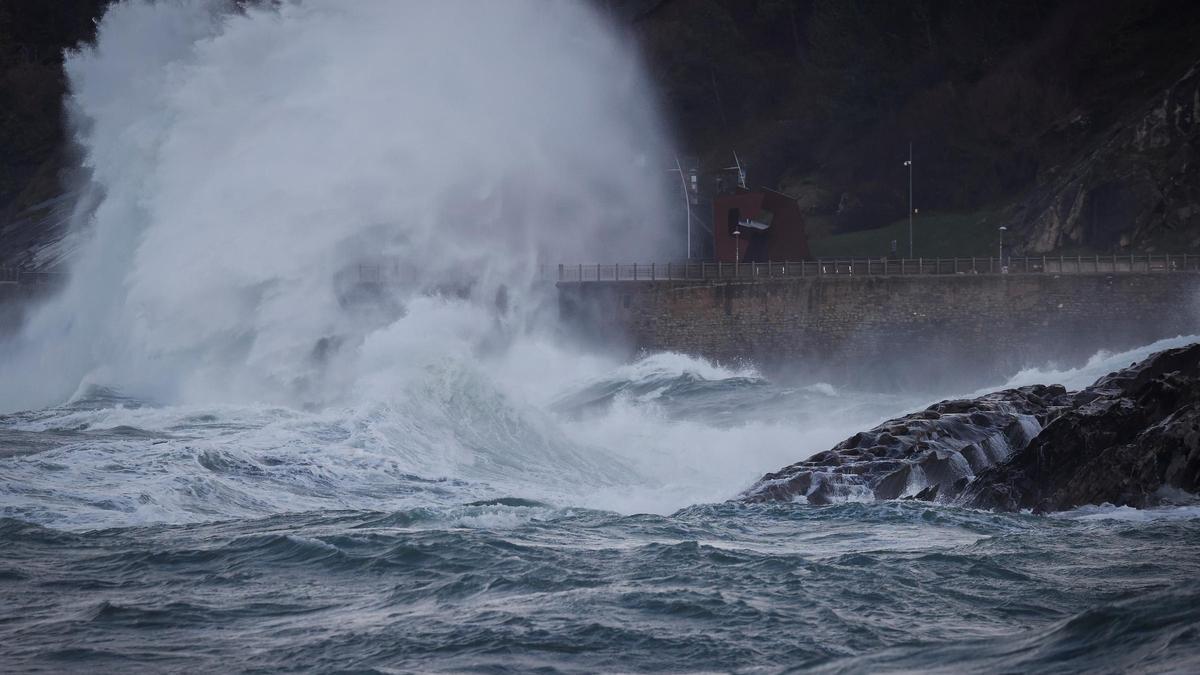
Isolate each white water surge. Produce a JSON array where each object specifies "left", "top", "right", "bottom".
[
  {"left": 7, "top": 0, "right": 681, "bottom": 408},
  {"left": 1, "top": 1, "right": 1195, "bottom": 530},
  {"left": 0, "top": 0, "right": 871, "bottom": 526}
]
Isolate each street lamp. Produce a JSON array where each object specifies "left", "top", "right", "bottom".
[
  {"left": 904, "top": 143, "right": 913, "bottom": 258},
  {"left": 998, "top": 225, "right": 1007, "bottom": 271},
  {"left": 733, "top": 229, "right": 741, "bottom": 265}
]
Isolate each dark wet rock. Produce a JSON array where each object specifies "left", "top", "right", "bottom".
[
  {"left": 740, "top": 385, "right": 1070, "bottom": 505},
  {"left": 743, "top": 342, "right": 1200, "bottom": 513},
  {"left": 962, "top": 343, "right": 1200, "bottom": 513}
]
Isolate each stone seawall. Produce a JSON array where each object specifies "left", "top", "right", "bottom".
[{"left": 558, "top": 273, "right": 1200, "bottom": 389}]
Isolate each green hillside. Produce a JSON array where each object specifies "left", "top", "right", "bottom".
[{"left": 808, "top": 210, "right": 1007, "bottom": 259}]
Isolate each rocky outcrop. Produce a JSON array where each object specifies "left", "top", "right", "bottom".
[
  {"left": 740, "top": 385, "right": 1069, "bottom": 505},
  {"left": 742, "top": 343, "right": 1200, "bottom": 512},
  {"left": 962, "top": 343, "right": 1200, "bottom": 512}
]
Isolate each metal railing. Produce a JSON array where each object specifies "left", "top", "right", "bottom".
[
  {"left": 6, "top": 254, "right": 1197, "bottom": 287},
  {"left": 544, "top": 253, "right": 1200, "bottom": 282}
]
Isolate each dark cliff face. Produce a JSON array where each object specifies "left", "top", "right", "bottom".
[
  {"left": 0, "top": 0, "right": 108, "bottom": 267},
  {"left": 742, "top": 343, "right": 1200, "bottom": 513},
  {"left": 1016, "top": 62, "right": 1200, "bottom": 253}
]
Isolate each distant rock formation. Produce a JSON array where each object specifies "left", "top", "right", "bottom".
[{"left": 741, "top": 343, "right": 1200, "bottom": 513}]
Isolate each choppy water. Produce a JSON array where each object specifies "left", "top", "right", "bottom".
[
  {"left": 4, "top": 503, "right": 1199, "bottom": 673},
  {"left": 4, "top": 338, "right": 1200, "bottom": 673}
]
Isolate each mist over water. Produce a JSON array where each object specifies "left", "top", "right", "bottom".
[{"left": 2, "top": 2, "right": 1200, "bottom": 672}]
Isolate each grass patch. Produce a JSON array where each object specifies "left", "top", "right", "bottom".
[{"left": 809, "top": 209, "right": 1009, "bottom": 258}]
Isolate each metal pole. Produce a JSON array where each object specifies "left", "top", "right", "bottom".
[
  {"left": 905, "top": 143, "right": 913, "bottom": 258},
  {"left": 998, "top": 226, "right": 1007, "bottom": 270},
  {"left": 674, "top": 156, "right": 691, "bottom": 260}
]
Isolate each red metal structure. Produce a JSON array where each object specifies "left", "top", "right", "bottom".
[{"left": 713, "top": 188, "right": 810, "bottom": 263}]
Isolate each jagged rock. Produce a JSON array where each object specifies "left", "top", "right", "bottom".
[
  {"left": 962, "top": 343, "right": 1200, "bottom": 512},
  {"left": 740, "top": 385, "right": 1069, "bottom": 505},
  {"left": 743, "top": 343, "right": 1200, "bottom": 513}
]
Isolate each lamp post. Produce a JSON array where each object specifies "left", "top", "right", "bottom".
[
  {"left": 903, "top": 143, "right": 913, "bottom": 259},
  {"left": 998, "top": 225, "right": 1007, "bottom": 271},
  {"left": 733, "top": 229, "right": 741, "bottom": 265}
]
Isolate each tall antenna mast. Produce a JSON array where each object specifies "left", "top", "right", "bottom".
[
  {"left": 673, "top": 155, "right": 692, "bottom": 260},
  {"left": 732, "top": 150, "right": 747, "bottom": 189}
]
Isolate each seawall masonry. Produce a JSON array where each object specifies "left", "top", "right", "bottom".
[{"left": 558, "top": 273, "right": 1200, "bottom": 389}]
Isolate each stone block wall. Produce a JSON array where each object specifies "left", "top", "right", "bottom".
[{"left": 558, "top": 273, "right": 1200, "bottom": 389}]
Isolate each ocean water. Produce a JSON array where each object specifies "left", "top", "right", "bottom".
[
  {"left": 4, "top": 339, "right": 1200, "bottom": 673},
  {"left": 2, "top": 1, "right": 1199, "bottom": 671}
]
